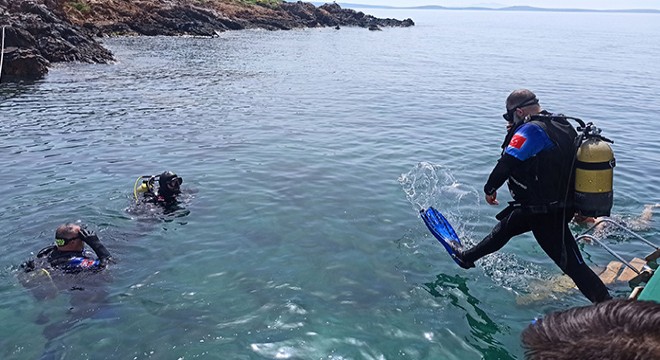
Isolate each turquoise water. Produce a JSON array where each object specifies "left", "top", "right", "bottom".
[{"left": 1, "top": 9, "right": 660, "bottom": 359}]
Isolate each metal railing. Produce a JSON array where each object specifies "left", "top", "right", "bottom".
[
  {"left": 575, "top": 218, "right": 659, "bottom": 275},
  {"left": 0, "top": 26, "right": 6, "bottom": 82}
]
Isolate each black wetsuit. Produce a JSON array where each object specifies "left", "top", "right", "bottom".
[
  {"left": 464, "top": 113, "right": 611, "bottom": 303},
  {"left": 22, "top": 245, "right": 109, "bottom": 274},
  {"left": 142, "top": 175, "right": 182, "bottom": 214},
  {"left": 22, "top": 229, "right": 112, "bottom": 274},
  {"left": 142, "top": 189, "right": 181, "bottom": 214}
]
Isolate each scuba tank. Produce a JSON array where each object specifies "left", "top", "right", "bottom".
[
  {"left": 133, "top": 175, "right": 156, "bottom": 202},
  {"left": 572, "top": 121, "right": 615, "bottom": 217}
]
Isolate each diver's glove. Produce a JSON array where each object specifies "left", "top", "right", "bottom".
[
  {"left": 99, "top": 256, "right": 115, "bottom": 268},
  {"left": 79, "top": 227, "right": 113, "bottom": 264},
  {"left": 20, "top": 259, "right": 36, "bottom": 272}
]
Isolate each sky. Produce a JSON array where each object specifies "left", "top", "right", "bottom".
[{"left": 339, "top": 0, "right": 660, "bottom": 10}]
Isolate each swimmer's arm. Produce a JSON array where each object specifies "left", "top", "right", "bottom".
[{"left": 79, "top": 228, "right": 113, "bottom": 265}]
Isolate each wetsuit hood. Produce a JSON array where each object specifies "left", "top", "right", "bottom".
[{"left": 158, "top": 171, "right": 182, "bottom": 197}]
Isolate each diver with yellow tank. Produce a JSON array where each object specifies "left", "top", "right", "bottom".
[
  {"left": 134, "top": 171, "right": 183, "bottom": 206},
  {"left": 442, "top": 89, "right": 614, "bottom": 303}
]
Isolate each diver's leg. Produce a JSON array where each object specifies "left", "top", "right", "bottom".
[
  {"left": 461, "top": 208, "right": 532, "bottom": 264},
  {"left": 531, "top": 211, "right": 611, "bottom": 303}
]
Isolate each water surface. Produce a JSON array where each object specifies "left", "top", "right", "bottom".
[{"left": 1, "top": 9, "right": 660, "bottom": 359}]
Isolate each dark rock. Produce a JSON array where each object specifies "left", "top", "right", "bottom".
[
  {"left": 281, "top": 1, "right": 316, "bottom": 21},
  {"left": 1, "top": 47, "right": 50, "bottom": 80},
  {"left": 368, "top": 24, "right": 382, "bottom": 31},
  {"left": 317, "top": 3, "right": 414, "bottom": 28},
  {"left": 0, "top": 0, "right": 114, "bottom": 81},
  {"left": 0, "top": 0, "right": 415, "bottom": 81}
]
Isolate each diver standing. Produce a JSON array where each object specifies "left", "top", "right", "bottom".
[{"left": 450, "top": 89, "right": 611, "bottom": 303}]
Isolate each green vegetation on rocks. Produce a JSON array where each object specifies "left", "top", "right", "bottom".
[
  {"left": 67, "top": 1, "right": 91, "bottom": 13},
  {"left": 239, "top": 0, "right": 283, "bottom": 9}
]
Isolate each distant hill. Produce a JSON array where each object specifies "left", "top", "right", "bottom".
[{"left": 314, "top": 2, "right": 660, "bottom": 14}]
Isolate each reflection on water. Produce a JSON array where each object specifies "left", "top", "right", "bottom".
[
  {"left": 424, "top": 273, "right": 515, "bottom": 360},
  {"left": 16, "top": 265, "right": 115, "bottom": 358}
]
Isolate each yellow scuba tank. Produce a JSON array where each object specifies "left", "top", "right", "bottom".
[
  {"left": 133, "top": 175, "right": 156, "bottom": 202},
  {"left": 574, "top": 123, "right": 615, "bottom": 217},
  {"left": 136, "top": 182, "right": 151, "bottom": 193}
]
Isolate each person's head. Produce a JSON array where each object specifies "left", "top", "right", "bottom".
[
  {"left": 521, "top": 299, "right": 660, "bottom": 360},
  {"left": 504, "top": 89, "right": 542, "bottom": 126},
  {"left": 158, "top": 171, "right": 183, "bottom": 196},
  {"left": 54, "top": 223, "right": 83, "bottom": 251}
]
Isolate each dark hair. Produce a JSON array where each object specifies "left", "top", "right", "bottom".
[{"left": 521, "top": 299, "right": 660, "bottom": 360}]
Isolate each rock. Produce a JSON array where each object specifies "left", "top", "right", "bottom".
[
  {"left": 0, "top": 0, "right": 415, "bottom": 81},
  {"left": 317, "top": 3, "right": 414, "bottom": 28},
  {"left": 1, "top": 47, "right": 50, "bottom": 80},
  {"left": 0, "top": 0, "right": 114, "bottom": 81},
  {"left": 62, "top": 1, "right": 414, "bottom": 36}
]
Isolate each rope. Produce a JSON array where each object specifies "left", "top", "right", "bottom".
[{"left": 0, "top": 26, "right": 6, "bottom": 82}]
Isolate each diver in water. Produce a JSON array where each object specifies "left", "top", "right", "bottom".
[
  {"left": 21, "top": 223, "right": 113, "bottom": 274},
  {"left": 573, "top": 203, "right": 659, "bottom": 227},
  {"left": 137, "top": 171, "right": 183, "bottom": 205},
  {"left": 573, "top": 203, "right": 659, "bottom": 242},
  {"left": 19, "top": 224, "right": 114, "bottom": 356}
]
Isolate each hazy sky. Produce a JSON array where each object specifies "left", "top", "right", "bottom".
[{"left": 341, "top": 0, "right": 660, "bottom": 10}]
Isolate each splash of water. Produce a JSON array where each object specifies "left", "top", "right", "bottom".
[
  {"left": 398, "top": 162, "right": 480, "bottom": 239},
  {"left": 399, "top": 162, "right": 566, "bottom": 303}
]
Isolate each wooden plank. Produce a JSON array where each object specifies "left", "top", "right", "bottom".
[
  {"left": 617, "top": 258, "right": 646, "bottom": 282},
  {"left": 598, "top": 261, "right": 623, "bottom": 285}
]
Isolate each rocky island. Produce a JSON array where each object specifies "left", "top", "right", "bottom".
[{"left": 0, "top": 0, "right": 414, "bottom": 81}]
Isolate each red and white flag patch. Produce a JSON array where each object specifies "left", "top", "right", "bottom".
[{"left": 509, "top": 134, "right": 527, "bottom": 149}]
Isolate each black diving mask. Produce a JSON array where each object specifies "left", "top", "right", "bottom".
[
  {"left": 502, "top": 97, "right": 539, "bottom": 122},
  {"left": 168, "top": 177, "right": 183, "bottom": 188}
]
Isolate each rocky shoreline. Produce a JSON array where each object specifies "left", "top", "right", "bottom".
[{"left": 0, "top": 0, "right": 414, "bottom": 81}]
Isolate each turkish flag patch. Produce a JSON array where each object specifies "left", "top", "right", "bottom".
[{"left": 509, "top": 134, "right": 527, "bottom": 149}]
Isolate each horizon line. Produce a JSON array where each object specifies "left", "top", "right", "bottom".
[{"left": 328, "top": 2, "right": 660, "bottom": 13}]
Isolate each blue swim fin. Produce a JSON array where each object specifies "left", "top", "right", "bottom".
[{"left": 420, "top": 207, "right": 464, "bottom": 266}]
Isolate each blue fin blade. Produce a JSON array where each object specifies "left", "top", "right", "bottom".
[{"left": 420, "top": 207, "right": 463, "bottom": 266}]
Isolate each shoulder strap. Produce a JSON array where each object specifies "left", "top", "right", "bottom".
[{"left": 37, "top": 245, "right": 57, "bottom": 258}]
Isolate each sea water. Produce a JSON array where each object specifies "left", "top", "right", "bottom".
[{"left": 1, "top": 9, "right": 659, "bottom": 359}]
